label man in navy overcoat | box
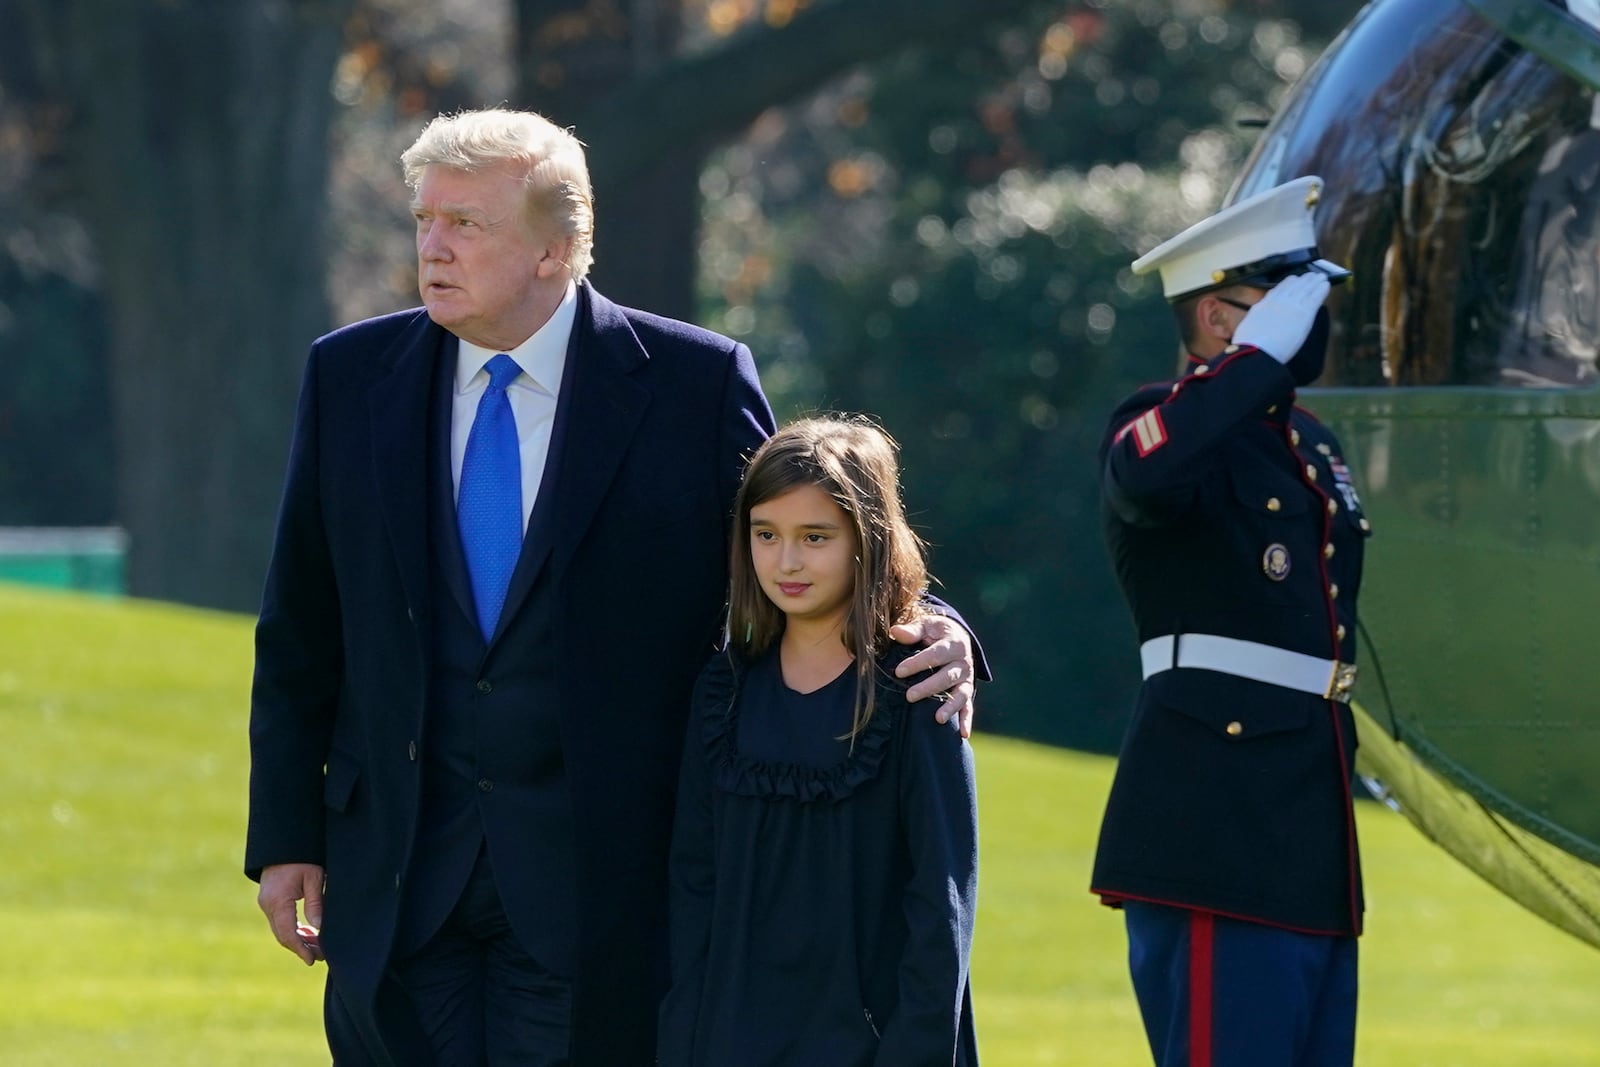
[244,108,977,1066]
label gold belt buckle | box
[1327,662,1358,703]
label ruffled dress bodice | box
[702,648,897,803]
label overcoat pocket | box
[323,750,361,813]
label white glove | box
[1229,272,1331,364]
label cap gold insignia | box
[1305,183,1320,208]
[1212,269,1226,282]
[1263,543,1291,581]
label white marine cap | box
[1131,175,1351,302]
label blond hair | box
[401,108,595,280]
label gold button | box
[1267,404,1277,414]
[1305,464,1318,481]
[1226,721,1244,737]
[1330,583,1340,599]
[1224,344,1240,355]
[1317,443,1332,456]
[1291,429,1301,446]
[1214,269,1228,283]
[1194,364,1209,375]
[1359,518,1371,532]
[1172,383,1181,394]
[1327,499,1338,515]
[1267,497,1281,512]
[1337,625,1347,641]
[1324,543,1335,559]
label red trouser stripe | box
[1189,911,1214,1067]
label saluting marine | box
[1090,176,1373,1067]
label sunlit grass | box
[972,733,1600,1064]
[2,584,1597,1063]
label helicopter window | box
[1326,76,1600,389]
[1245,1,1600,390]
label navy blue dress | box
[659,644,979,1066]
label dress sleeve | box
[874,710,979,1065]
[1102,347,1294,528]
[914,593,992,684]
[658,663,723,1064]
[245,341,342,879]
[717,341,777,516]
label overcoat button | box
[1329,583,1340,599]
[1327,499,1338,515]
[478,778,494,793]
[476,679,493,694]
[1194,364,1210,375]
[408,741,417,761]
[1324,543,1335,559]
[1337,625,1347,641]
[1359,517,1371,532]
[1266,497,1281,512]
[1305,464,1318,481]
[1226,721,1244,737]
[1291,429,1301,446]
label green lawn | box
[2,584,1597,1064]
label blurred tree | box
[0,26,113,528]
[9,0,354,607]
[324,0,514,325]
[513,0,1047,318]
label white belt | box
[1139,633,1356,702]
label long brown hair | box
[728,415,928,739]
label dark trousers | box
[1124,901,1357,1067]
[329,848,573,1067]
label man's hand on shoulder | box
[259,862,326,966]
[890,614,976,738]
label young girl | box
[658,415,979,1066]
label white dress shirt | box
[450,282,578,533]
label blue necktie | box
[458,354,523,641]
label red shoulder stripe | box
[1113,407,1168,456]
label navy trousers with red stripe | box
[1123,901,1357,1067]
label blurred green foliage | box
[698,0,1364,749]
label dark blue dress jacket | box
[1090,344,1371,937]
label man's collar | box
[455,280,579,395]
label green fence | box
[0,527,128,594]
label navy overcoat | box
[246,283,775,1064]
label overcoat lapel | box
[369,312,450,632]
[492,285,649,641]
[425,332,478,630]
